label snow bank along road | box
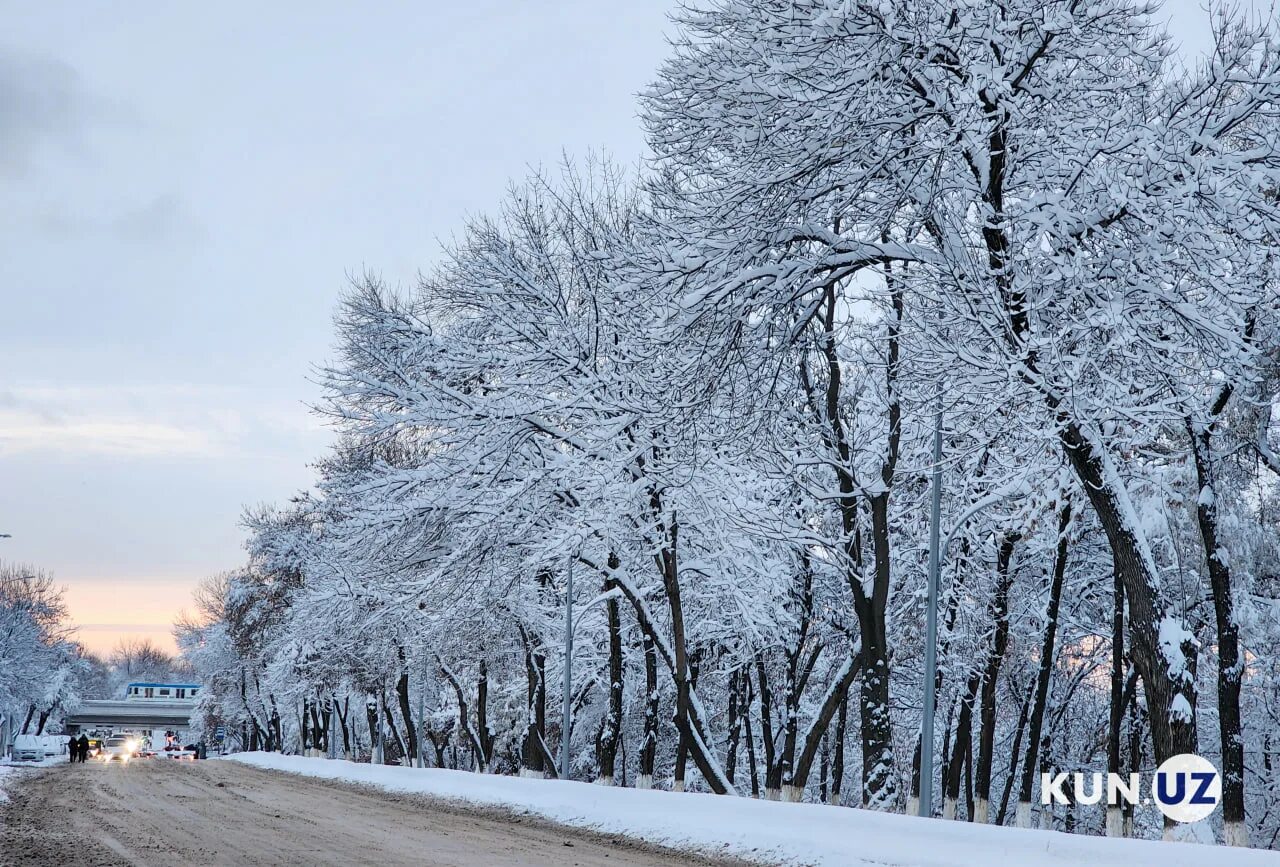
[0,759,744,866]
[230,753,1280,867]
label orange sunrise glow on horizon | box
[64,579,192,656]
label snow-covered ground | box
[0,756,65,805]
[224,753,1277,866]
[0,765,18,804]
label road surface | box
[0,759,744,866]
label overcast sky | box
[0,0,1264,654]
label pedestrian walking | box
[67,734,77,764]
[77,734,90,762]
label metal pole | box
[375,693,385,766]
[416,675,426,769]
[328,698,337,760]
[560,557,574,781]
[919,395,944,818]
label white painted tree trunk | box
[972,797,988,824]
[636,774,653,790]
[1105,807,1124,837]
[1015,800,1032,828]
[942,797,957,820]
[780,785,802,802]
[594,776,615,786]
[906,795,920,817]
[1224,821,1248,847]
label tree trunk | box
[974,534,1018,823]
[724,667,742,786]
[1039,732,1054,830]
[595,584,624,785]
[964,734,974,822]
[1190,420,1247,845]
[382,695,407,762]
[742,668,760,797]
[439,660,486,771]
[520,624,548,778]
[802,276,899,810]
[778,555,820,801]
[1107,569,1125,837]
[655,510,729,793]
[428,731,448,769]
[789,651,862,801]
[313,699,328,755]
[365,698,378,761]
[756,656,778,798]
[337,696,351,758]
[819,730,830,804]
[674,724,689,792]
[995,681,1031,826]
[476,659,493,771]
[831,694,848,803]
[993,129,1197,772]
[300,699,311,754]
[1017,503,1071,827]
[269,701,282,753]
[857,492,899,809]
[613,551,732,793]
[1057,420,1197,769]
[944,672,980,820]
[674,654,701,792]
[638,628,659,790]
[396,658,417,767]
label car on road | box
[101,735,141,763]
[10,734,67,762]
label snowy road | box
[0,759,741,866]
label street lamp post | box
[557,553,628,782]
[416,673,426,769]
[918,397,944,818]
[375,695,385,765]
[916,397,1017,818]
[328,698,338,760]
[560,556,575,781]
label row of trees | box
[0,562,84,740]
[181,0,1280,848]
[1,558,193,748]
[80,637,193,703]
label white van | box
[10,734,67,762]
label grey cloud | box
[0,51,87,169]
[35,192,201,243]
[0,388,64,425]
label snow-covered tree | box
[181,2,1280,850]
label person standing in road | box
[77,734,90,762]
[67,734,77,764]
